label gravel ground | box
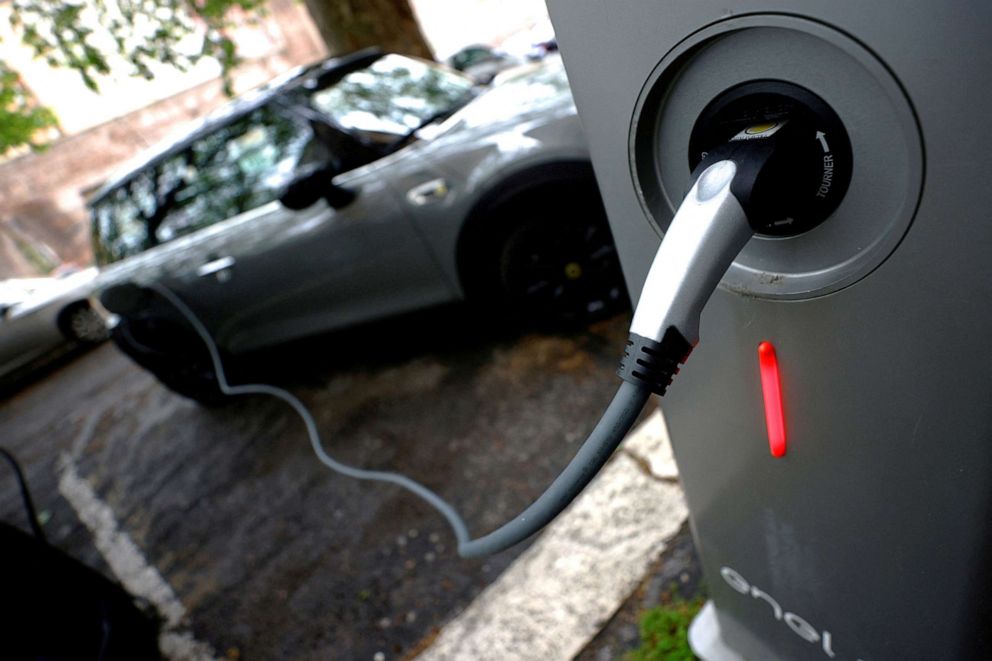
[1,305,656,660]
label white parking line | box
[57,452,217,661]
[417,409,688,660]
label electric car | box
[89,49,626,403]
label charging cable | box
[1,447,47,543]
[151,282,647,557]
[147,119,799,558]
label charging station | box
[546,4,992,659]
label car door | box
[151,104,450,354]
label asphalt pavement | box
[0,305,697,660]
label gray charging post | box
[547,3,992,659]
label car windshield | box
[308,55,475,145]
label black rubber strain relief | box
[617,328,694,396]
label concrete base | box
[688,602,745,661]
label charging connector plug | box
[620,119,809,395]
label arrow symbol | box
[816,131,829,153]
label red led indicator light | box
[758,342,787,458]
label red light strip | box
[758,342,787,458]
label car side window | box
[92,105,313,264]
[154,106,312,243]
[91,186,150,265]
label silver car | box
[0,267,106,380]
[90,50,626,402]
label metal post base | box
[688,601,746,661]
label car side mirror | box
[278,163,357,211]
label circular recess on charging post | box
[629,16,924,300]
[688,81,853,237]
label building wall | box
[0,0,325,278]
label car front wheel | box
[58,302,109,344]
[494,205,629,326]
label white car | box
[0,267,107,379]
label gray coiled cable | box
[149,283,649,558]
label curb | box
[417,409,687,660]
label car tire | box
[484,197,629,327]
[58,302,109,344]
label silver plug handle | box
[619,161,754,395]
[631,160,753,346]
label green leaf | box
[0,61,59,155]
[6,0,250,108]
